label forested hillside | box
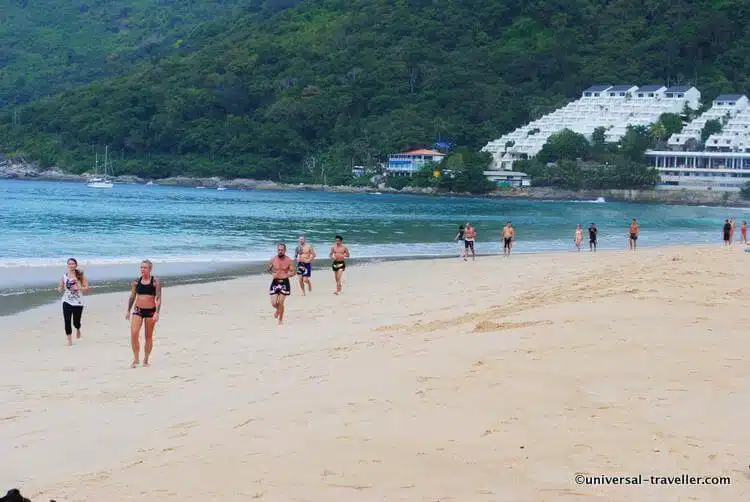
[0,0,300,106]
[2,0,750,183]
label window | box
[648,93,654,97]
[666,93,673,98]
[677,93,684,98]
[594,93,600,97]
[637,93,644,97]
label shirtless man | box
[628,218,639,251]
[464,223,476,261]
[329,235,350,295]
[294,235,316,295]
[268,243,296,325]
[502,221,515,256]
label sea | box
[0,179,742,315]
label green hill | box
[2,0,750,183]
[0,0,299,106]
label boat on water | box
[217,186,227,191]
[87,146,114,189]
[146,181,154,186]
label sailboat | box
[87,146,114,188]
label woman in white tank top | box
[58,257,89,346]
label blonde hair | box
[141,259,153,270]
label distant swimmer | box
[588,223,598,252]
[268,243,296,325]
[455,224,466,260]
[742,220,747,245]
[294,235,316,295]
[723,219,732,246]
[628,218,639,251]
[58,257,89,346]
[502,221,515,256]
[126,260,162,368]
[464,223,476,261]
[574,224,583,251]
[329,235,350,295]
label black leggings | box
[62,302,84,335]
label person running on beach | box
[588,223,598,252]
[126,260,162,368]
[330,235,350,295]
[628,218,639,251]
[742,220,748,245]
[58,257,89,346]
[464,223,476,261]
[454,224,466,260]
[268,243,296,325]
[574,224,583,251]
[723,219,732,246]
[294,235,316,295]
[502,222,515,256]
[730,217,736,245]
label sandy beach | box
[2,246,749,501]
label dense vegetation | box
[3,0,750,186]
[0,0,301,107]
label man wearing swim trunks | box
[294,235,316,295]
[268,243,296,326]
[502,221,515,256]
[329,235,350,295]
[464,223,476,261]
[628,218,639,251]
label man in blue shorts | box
[294,235,316,295]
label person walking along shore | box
[126,260,162,368]
[58,257,89,346]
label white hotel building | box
[646,94,750,191]
[482,84,700,172]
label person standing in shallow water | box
[463,223,476,261]
[330,235,350,294]
[723,219,732,247]
[741,220,748,245]
[58,257,89,346]
[574,224,583,251]
[628,218,639,251]
[126,260,162,368]
[269,243,296,325]
[454,224,466,260]
[588,223,598,252]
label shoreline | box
[3,162,750,207]
[4,243,715,318]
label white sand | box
[2,246,749,501]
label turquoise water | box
[0,179,742,302]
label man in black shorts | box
[588,223,598,252]
[268,242,296,325]
[723,219,732,246]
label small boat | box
[217,186,227,191]
[196,186,206,189]
[87,146,114,189]
[146,181,154,186]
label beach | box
[2,246,749,501]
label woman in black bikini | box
[126,260,162,368]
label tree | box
[658,113,683,136]
[619,125,653,163]
[536,129,590,164]
[591,127,607,150]
[741,182,750,200]
[701,119,723,143]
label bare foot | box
[131,360,140,368]
[333,291,339,295]
[143,360,150,367]
[76,330,82,339]
[66,336,73,346]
